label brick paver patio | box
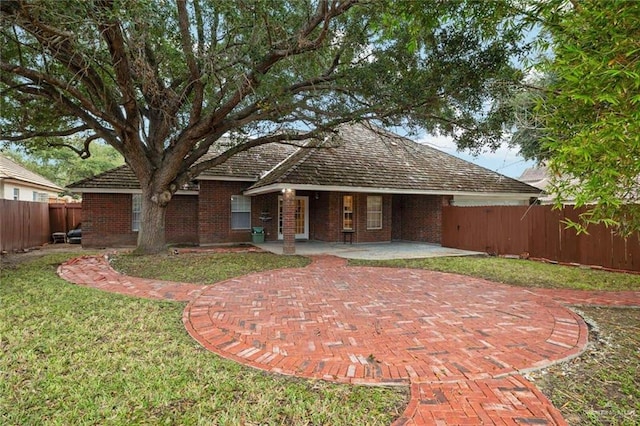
[58,254,640,425]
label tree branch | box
[0,125,90,141]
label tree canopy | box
[2,140,123,189]
[522,0,640,236]
[1,0,529,252]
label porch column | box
[282,188,296,254]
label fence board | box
[49,203,82,233]
[0,199,50,252]
[442,205,640,272]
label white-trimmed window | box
[366,196,382,230]
[343,195,354,230]
[32,191,48,202]
[132,194,142,231]
[13,188,19,200]
[231,195,251,230]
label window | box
[13,188,19,200]
[343,195,354,230]
[231,195,251,229]
[132,194,142,231]
[32,192,48,202]
[366,196,382,229]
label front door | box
[278,196,309,239]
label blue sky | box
[417,133,535,179]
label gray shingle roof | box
[68,143,297,190]
[199,142,298,179]
[0,154,62,191]
[68,123,540,196]
[247,123,541,195]
[68,165,141,190]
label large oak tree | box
[1,0,528,253]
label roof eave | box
[66,187,199,195]
[243,183,542,198]
[2,177,62,192]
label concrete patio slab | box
[254,241,483,260]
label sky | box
[416,133,535,180]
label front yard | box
[0,252,405,425]
[2,250,638,425]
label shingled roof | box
[245,123,541,196]
[0,154,62,192]
[68,142,297,191]
[68,123,540,197]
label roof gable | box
[0,155,62,191]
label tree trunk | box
[134,190,169,254]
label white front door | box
[278,196,309,239]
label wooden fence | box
[49,203,82,233]
[0,200,82,253]
[0,199,51,253]
[442,205,640,272]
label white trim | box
[67,188,199,195]
[3,178,61,193]
[259,143,305,180]
[244,183,541,199]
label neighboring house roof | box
[246,123,541,196]
[519,165,551,191]
[68,123,541,198]
[0,154,62,192]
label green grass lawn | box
[0,253,406,425]
[349,256,640,291]
[110,251,310,284]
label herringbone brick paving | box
[57,253,640,425]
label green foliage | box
[2,139,123,187]
[0,0,530,252]
[532,0,640,236]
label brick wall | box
[83,188,451,248]
[251,193,279,241]
[166,195,199,244]
[198,180,253,244]
[354,193,392,243]
[308,192,393,243]
[82,193,137,247]
[397,194,451,243]
[82,193,199,248]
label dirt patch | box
[528,307,640,425]
[0,244,87,269]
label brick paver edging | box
[57,255,640,425]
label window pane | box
[343,195,353,230]
[231,195,251,229]
[231,212,251,229]
[366,196,382,229]
[132,194,142,231]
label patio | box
[253,240,483,260]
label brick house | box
[69,123,541,251]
